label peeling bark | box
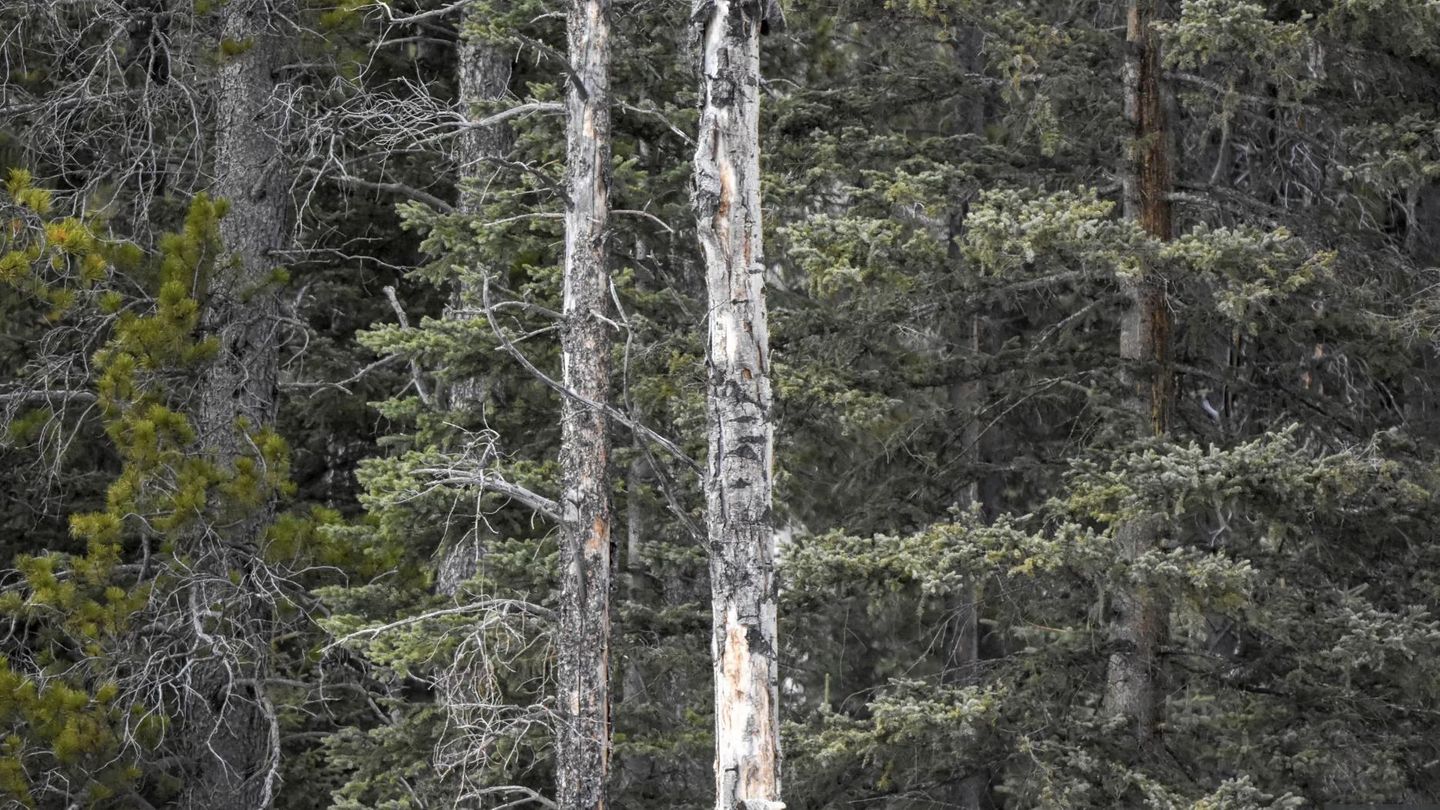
[183,0,294,806]
[1104,0,1174,753]
[692,2,782,809]
[556,0,614,807]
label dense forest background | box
[2,0,1440,807]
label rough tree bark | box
[182,0,294,806]
[556,0,614,806]
[692,2,783,808]
[436,12,514,596]
[454,26,515,220]
[1104,0,1174,752]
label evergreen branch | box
[482,275,702,473]
[0,388,97,403]
[413,468,563,521]
[374,0,476,25]
[329,171,456,213]
[327,599,555,649]
[282,354,404,397]
[471,785,558,810]
[382,285,435,406]
[459,101,564,131]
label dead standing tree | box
[692,1,783,808]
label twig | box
[382,286,434,406]
[482,275,700,472]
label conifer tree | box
[6,1,1440,808]
[1104,0,1175,751]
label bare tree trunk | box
[1104,0,1174,752]
[692,3,782,808]
[182,0,293,806]
[555,0,613,806]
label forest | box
[2,0,1440,807]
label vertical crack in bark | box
[557,1,614,807]
[694,2,782,808]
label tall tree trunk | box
[556,0,613,806]
[692,3,782,808]
[455,27,514,220]
[1104,0,1174,751]
[946,319,993,810]
[183,0,293,805]
[615,455,652,796]
[943,25,993,809]
[436,15,514,596]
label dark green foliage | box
[4,0,1440,807]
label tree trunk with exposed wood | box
[556,0,614,806]
[693,2,782,808]
[1104,0,1175,754]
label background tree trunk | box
[556,0,614,806]
[943,24,994,809]
[1104,0,1174,753]
[182,0,294,805]
[693,2,782,808]
[436,13,514,596]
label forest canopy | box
[2,0,1440,808]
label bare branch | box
[482,276,700,472]
[382,285,435,406]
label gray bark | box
[942,27,992,807]
[556,0,614,807]
[615,455,652,795]
[946,315,992,810]
[1104,0,1174,752]
[455,29,515,218]
[692,2,782,808]
[437,11,515,596]
[182,0,293,806]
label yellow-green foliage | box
[0,168,109,319]
[0,657,131,806]
[0,192,300,804]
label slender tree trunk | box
[615,455,652,795]
[455,29,514,220]
[943,27,993,807]
[183,0,293,806]
[692,3,782,808]
[1104,0,1174,751]
[556,0,613,806]
[945,316,992,810]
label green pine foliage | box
[4,0,1440,807]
